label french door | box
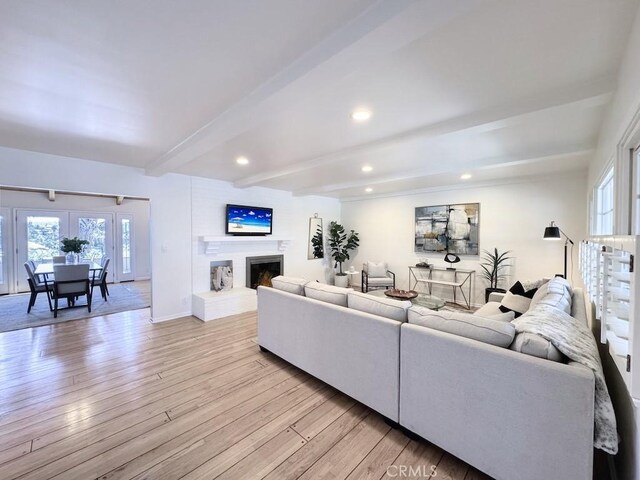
[15,210,69,292]
[0,208,10,295]
[69,212,115,283]
[116,213,135,282]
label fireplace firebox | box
[246,255,283,289]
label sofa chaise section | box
[257,285,402,421]
[400,313,595,480]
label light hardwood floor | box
[0,308,492,479]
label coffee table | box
[367,289,446,310]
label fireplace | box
[246,255,283,289]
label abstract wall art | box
[414,203,479,255]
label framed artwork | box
[414,203,479,255]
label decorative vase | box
[65,252,79,264]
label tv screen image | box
[226,204,273,235]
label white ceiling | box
[1,0,638,197]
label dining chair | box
[46,264,92,318]
[24,262,53,313]
[92,258,110,301]
[52,255,66,264]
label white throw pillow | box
[367,261,387,277]
[408,306,516,347]
[347,292,411,322]
[304,282,351,306]
[487,311,516,322]
[271,276,308,296]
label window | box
[594,166,614,235]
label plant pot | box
[485,288,506,303]
[334,274,349,288]
[65,252,79,264]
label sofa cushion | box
[271,276,308,296]
[348,292,411,322]
[408,306,516,347]
[304,282,351,306]
[499,281,538,317]
[367,261,388,277]
[510,332,564,362]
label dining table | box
[34,262,103,280]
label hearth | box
[246,255,283,289]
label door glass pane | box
[27,216,60,263]
[122,219,131,274]
[78,218,106,261]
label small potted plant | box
[479,247,511,302]
[60,237,89,264]
[328,221,359,287]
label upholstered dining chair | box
[361,261,396,293]
[45,264,92,318]
[24,262,52,313]
[92,258,110,301]
[52,255,66,264]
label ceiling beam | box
[234,76,614,189]
[144,0,425,177]
[291,147,594,196]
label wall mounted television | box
[225,204,273,236]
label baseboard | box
[150,310,192,323]
[135,276,151,281]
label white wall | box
[590,6,640,233]
[341,173,587,306]
[0,146,192,322]
[0,188,151,281]
[191,176,341,293]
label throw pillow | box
[499,281,538,318]
[487,311,516,322]
[367,261,387,277]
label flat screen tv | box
[225,204,273,236]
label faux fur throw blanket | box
[512,304,618,454]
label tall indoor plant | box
[328,221,359,287]
[479,247,511,302]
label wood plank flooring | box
[0,308,492,479]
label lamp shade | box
[543,225,561,240]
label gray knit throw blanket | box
[512,304,618,454]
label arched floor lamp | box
[543,221,574,279]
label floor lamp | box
[543,221,574,279]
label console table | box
[409,266,475,309]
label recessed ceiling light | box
[365,187,373,193]
[361,165,373,173]
[236,156,249,165]
[460,173,472,180]
[351,109,372,122]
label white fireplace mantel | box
[199,235,292,255]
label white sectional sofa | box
[257,277,596,480]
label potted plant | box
[479,247,511,302]
[60,237,89,264]
[328,221,359,287]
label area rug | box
[0,280,151,332]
